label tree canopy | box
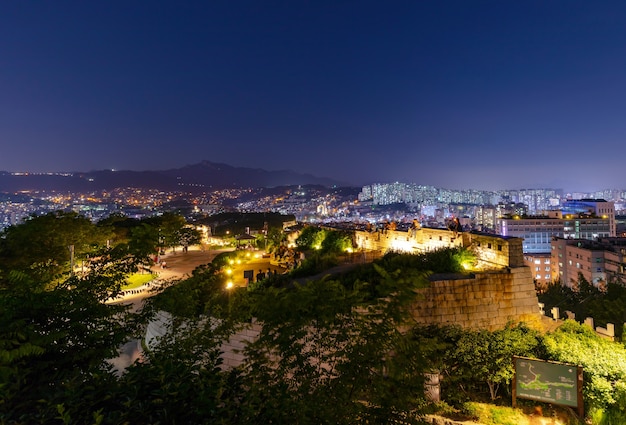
[4,213,626,424]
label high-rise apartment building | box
[474,205,498,232]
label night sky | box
[2,1,626,191]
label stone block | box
[464,297,483,307]
[500,291,515,300]
[227,338,247,351]
[516,306,537,315]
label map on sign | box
[515,358,578,407]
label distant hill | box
[0,161,344,193]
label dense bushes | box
[542,321,626,411]
[415,319,626,423]
[5,210,626,424]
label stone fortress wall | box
[354,227,540,330]
[147,227,541,368]
[354,227,525,269]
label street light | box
[226,280,234,313]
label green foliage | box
[143,262,229,319]
[542,320,626,411]
[239,263,432,424]
[108,315,240,425]
[128,222,160,258]
[378,247,474,275]
[462,402,528,425]
[265,226,286,253]
[97,212,137,245]
[539,275,626,339]
[288,252,339,278]
[145,212,190,251]
[177,225,202,248]
[589,381,626,424]
[455,324,540,400]
[338,248,474,299]
[413,323,540,402]
[124,272,156,289]
[295,226,353,254]
[0,211,112,285]
[0,254,140,422]
[416,319,626,420]
[202,211,295,236]
[295,225,324,250]
[320,229,353,253]
[12,214,626,423]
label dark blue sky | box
[2,1,626,191]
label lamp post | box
[68,244,75,275]
[226,281,234,313]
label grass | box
[458,402,583,425]
[462,402,528,425]
[123,273,157,290]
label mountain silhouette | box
[0,161,344,193]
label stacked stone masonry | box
[354,227,525,269]
[412,267,539,331]
[220,321,263,369]
[354,227,539,330]
[151,227,540,369]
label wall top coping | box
[429,272,476,282]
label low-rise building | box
[498,212,612,254]
[524,253,553,290]
[551,237,626,288]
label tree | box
[266,226,286,253]
[411,323,541,403]
[128,222,160,259]
[176,225,202,251]
[295,225,324,250]
[320,229,353,253]
[0,211,112,287]
[237,263,432,424]
[0,249,141,422]
[96,212,137,245]
[147,213,189,252]
[452,324,539,401]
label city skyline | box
[2,1,626,192]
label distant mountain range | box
[0,161,345,193]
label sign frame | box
[512,356,583,418]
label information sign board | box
[514,357,578,407]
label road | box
[108,246,235,374]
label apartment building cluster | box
[498,199,625,288]
[356,185,625,288]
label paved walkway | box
[108,246,236,373]
[152,247,235,280]
[107,247,235,305]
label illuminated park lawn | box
[123,273,157,290]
